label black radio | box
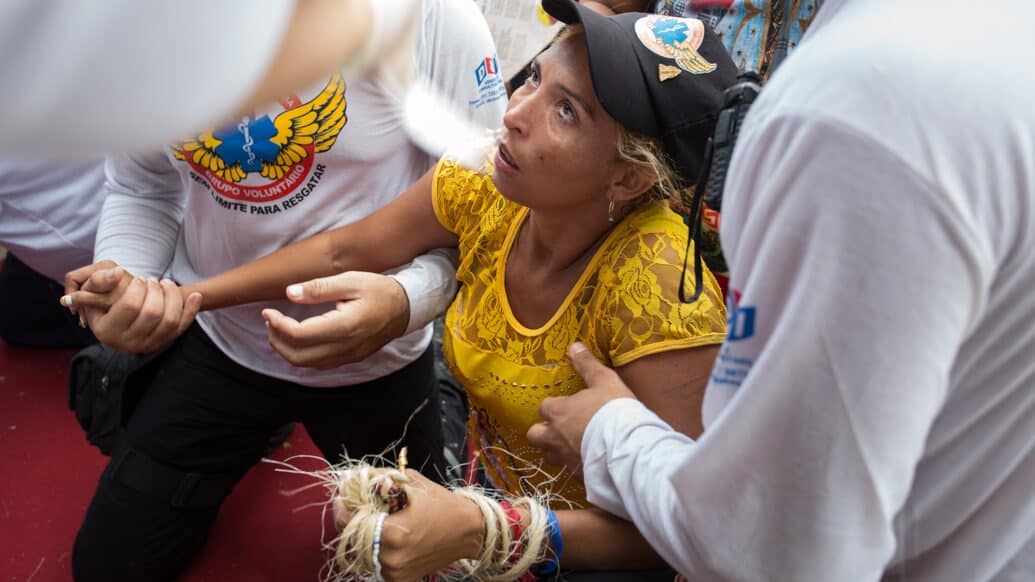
[704,70,761,214]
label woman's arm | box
[550,345,719,570]
[182,166,457,310]
[617,344,721,438]
[555,507,667,570]
[362,471,665,579]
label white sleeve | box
[388,247,459,335]
[93,154,187,279]
[1,0,294,154]
[581,114,991,580]
[377,0,501,334]
[417,0,508,131]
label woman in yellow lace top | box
[152,1,737,577]
[432,156,726,508]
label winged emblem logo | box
[172,74,347,192]
[634,16,717,78]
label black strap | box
[110,445,238,509]
[679,136,715,304]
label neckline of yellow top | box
[496,205,629,336]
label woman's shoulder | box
[434,157,497,194]
[430,155,507,209]
[432,157,514,232]
[608,201,690,262]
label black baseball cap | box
[541,0,737,183]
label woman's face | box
[493,34,626,212]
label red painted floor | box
[0,340,335,581]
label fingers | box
[264,309,329,368]
[536,396,562,426]
[63,260,118,296]
[568,342,620,387]
[60,289,117,311]
[83,267,126,294]
[88,276,147,343]
[264,308,365,368]
[331,495,353,531]
[177,292,203,336]
[140,279,185,350]
[525,422,549,449]
[111,278,166,351]
[60,267,125,309]
[269,338,350,369]
[285,272,364,305]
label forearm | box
[556,508,666,570]
[93,184,183,279]
[184,166,451,311]
[449,496,664,572]
[182,229,371,310]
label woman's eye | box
[525,66,540,86]
[559,102,577,122]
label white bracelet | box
[372,511,388,582]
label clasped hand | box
[62,260,201,354]
[331,469,484,582]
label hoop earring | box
[607,198,616,223]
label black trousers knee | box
[72,324,443,581]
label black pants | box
[0,252,96,348]
[72,324,443,582]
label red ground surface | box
[0,339,336,581]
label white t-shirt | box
[581,0,1035,580]
[94,0,508,387]
[0,0,294,154]
[0,158,105,282]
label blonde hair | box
[615,127,685,204]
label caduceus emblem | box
[634,15,717,81]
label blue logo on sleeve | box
[712,288,756,388]
[726,289,756,342]
[475,56,499,86]
[470,55,507,109]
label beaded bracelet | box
[528,508,562,578]
[372,511,388,582]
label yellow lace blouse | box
[432,158,727,507]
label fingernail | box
[79,315,86,328]
[60,295,73,307]
[161,278,173,285]
[287,285,304,298]
[570,342,587,355]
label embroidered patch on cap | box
[658,63,682,81]
[635,15,717,76]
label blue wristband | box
[530,508,563,578]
